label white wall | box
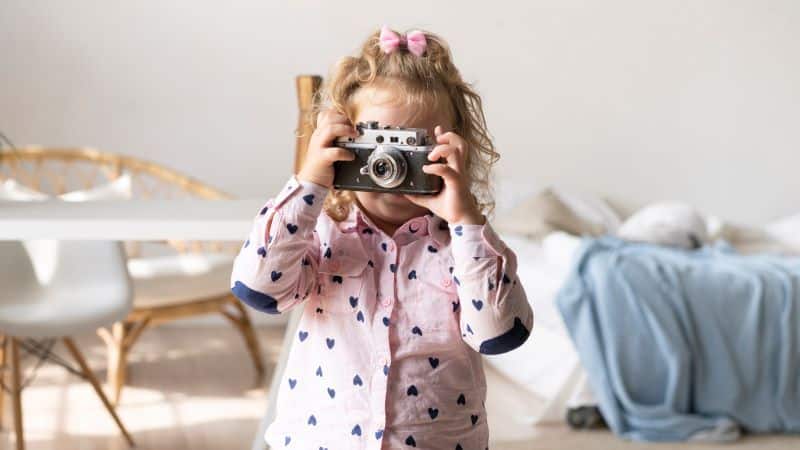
[1,0,799,225]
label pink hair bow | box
[379,25,427,56]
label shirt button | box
[442,278,452,288]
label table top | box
[0,198,264,240]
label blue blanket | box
[556,237,800,441]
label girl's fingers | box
[315,124,359,146]
[423,163,460,186]
[322,147,355,163]
[429,144,464,174]
[428,144,458,161]
[436,130,465,149]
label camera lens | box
[376,135,384,143]
[374,160,389,177]
[366,145,406,188]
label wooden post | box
[294,75,323,174]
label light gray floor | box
[4,323,798,450]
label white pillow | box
[0,179,49,201]
[0,174,132,202]
[551,187,622,234]
[494,184,622,239]
[767,213,800,242]
[60,174,132,201]
[617,202,708,249]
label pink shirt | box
[231,176,533,450]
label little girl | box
[232,26,533,450]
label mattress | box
[486,231,595,424]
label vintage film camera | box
[332,121,442,195]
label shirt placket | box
[369,235,397,447]
[361,214,429,449]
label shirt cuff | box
[449,222,507,260]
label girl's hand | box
[404,126,485,225]
[297,109,359,188]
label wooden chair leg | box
[227,299,265,376]
[11,338,24,450]
[110,322,128,405]
[0,335,6,430]
[62,338,135,447]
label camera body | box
[332,121,442,195]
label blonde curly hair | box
[310,27,499,222]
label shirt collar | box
[338,203,450,247]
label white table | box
[0,197,291,450]
[0,198,263,240]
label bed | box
[484,185,800,442]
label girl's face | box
[351,87,453,231]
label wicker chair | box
[0,147,264,404]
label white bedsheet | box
[489,224,800,427]
[486,231,594,424]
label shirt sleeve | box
[230,175,328,314]
[449,221,534,355]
